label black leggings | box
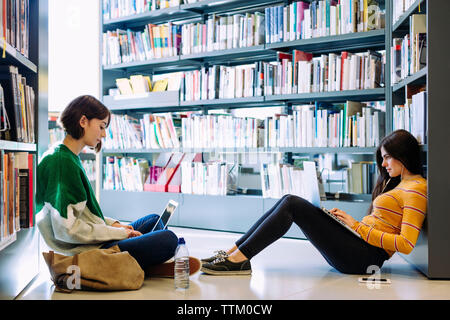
[235,194,390,274]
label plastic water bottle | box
[174,237,190,290]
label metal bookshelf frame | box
[0,0,48,299]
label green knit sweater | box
[36,144,128,255]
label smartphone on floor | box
[358,277,391,284]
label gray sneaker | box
[201,250,228,264]
[201,256,252,275]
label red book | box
[293,50,313,91]
[276,52,292,62]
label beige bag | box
[42,245,144,292]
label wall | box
[48,0,100,112]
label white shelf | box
[0,233,17,252]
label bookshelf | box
[99,0,450,280]
[0,0,48,299]
[99,0,389,241]
[389,0,450,279]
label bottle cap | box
[178,237,185,245]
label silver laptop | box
[151,200,178,232]
[303,161,362,239]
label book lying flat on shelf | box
[153,79,168,91]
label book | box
[153,79,168,92]
[0,65,35,143]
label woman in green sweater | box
[36,95,200,275]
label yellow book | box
[152,79,168,92]
[144,76,153,91]
[116,78,134,95]
[130,75,150,94]
[363,0,368,31]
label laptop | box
[303,161,362,239]
[151,200,179,232]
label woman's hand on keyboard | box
[330,208,358,228]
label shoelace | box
[214,250,227,257]
[212,256,226,264]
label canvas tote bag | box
[42,245,144,292]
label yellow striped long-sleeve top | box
[351,175,427,257]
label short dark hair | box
[59,95,111,152]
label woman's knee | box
[158,229,179,253]
[283,194,310,207]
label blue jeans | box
[101,214,179,270]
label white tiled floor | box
[18,227,450,300]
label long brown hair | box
[59,95,111,152]
[367,129,423,213]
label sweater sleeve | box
[38,155,128,244]
[352,188,427,254]
[49,201,129,244]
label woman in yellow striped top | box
[201,130,427,275]
[333,130,427,257]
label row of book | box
[104,113,181,150]
[264,0,383,44]
[103,0,384,54]
[104,100,384,151]
[103,153,204,193]
[260,162,318,199]
[393,90,427,145]
[103,152,378,197]
[260,160,376,199]
[103,23,182,65]
[104,156,149,192]
[181,103,384,149]
[391,14,426,84]
[267,102,385,148]
[102,0,183,20]
[81,160,96,182]
[180,12,265,56]
[0,65,36,143]
[267,50,384,96]
[181,115,263,149]
[392,0,419,25]
[178,50,384,102]
[102,4,385,66]
[0,151,35,242]
[182,63,262,101]
[180,161,237,196]
[102,0,208,20]
[1,0,30,58]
